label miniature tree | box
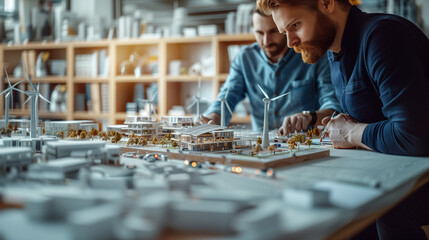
[268,144,276,154]
[312,127,321,137]
[114,132,122,142]
[138,138,148,146]
[171,140,178,148]
[151,136,158,145]
[305,138,312,148]
[165,133,171,141]
[56,131,64,139]
[159,138,167,148]
[287,138,297,150]
[306,129,313,138]
[252,143,263,155]
[127,137,134,146]
[256,137,262,145]
[80,130,87,139]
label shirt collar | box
[330,6,366,61]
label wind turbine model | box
[1,68,25,126]
[23,70,51,138]
[137,91,158,119]
[187,77,208,122]
[257,84,289,148]
[218,86,233,128]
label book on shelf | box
[90,83,101,114]
[75,50,108,77]
[100,83,109,113]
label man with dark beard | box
[257,0,429,239]
[202,9,340,133]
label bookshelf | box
[0,33,255,126]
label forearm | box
[347,123,371,150]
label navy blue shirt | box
[205,42,340,131]
[327,6,429,156]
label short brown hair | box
[257,0,351,15]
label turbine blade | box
[24,96,31,105]
[187,100,196,110]
[151,91,158,101]
[271,92,290,101]
[39,94,51,104]
[225,101,233,116]
[24,67,36,91]
[0,88,9,96]
[4,67,12,88]
[12,79,25,88]
[12,87,26,94]
[257,84,269,99]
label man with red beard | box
[202,9,340,134]
[257,0,429,239]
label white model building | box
[160,116,194,136]
[46,141,106,160]
[106,125,127,135]
[44,120,97,136]
[173,124,236,151]
[26,157,91,182]
[0,147,33,177]
[123,116,161,139]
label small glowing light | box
[154,154,159,158]
[267,169,274,176]
[191,162,198,168]
[184,160,189,165]
[231,166,236,172]
[236,167,242,173]
[255,169,261,175]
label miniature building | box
[0,147,33,177]
[173,124,236,151]
[106,125,128,135]
[44,120,96,136]
[0,119,31,129]
[46,141,106,160]
[160,116,194,136]
[26,157,91,182]
[123,116,161,139]
[18,137,57,152]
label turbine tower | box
[187,77,202,122]
[218,86,233,128]
[1,68,25,126]
[257,84,289,148]
[23,71,51,138]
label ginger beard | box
[293,12,336,64]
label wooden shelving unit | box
[0,34,256,125]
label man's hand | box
[279,112,312,136]
[321,113,370,150]
[200,113,220,125]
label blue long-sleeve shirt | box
[327,6,429,156]
[204,42,340,131]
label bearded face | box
[293,12,336,64]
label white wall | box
[71,0,113,27]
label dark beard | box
[293,12,336,64]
